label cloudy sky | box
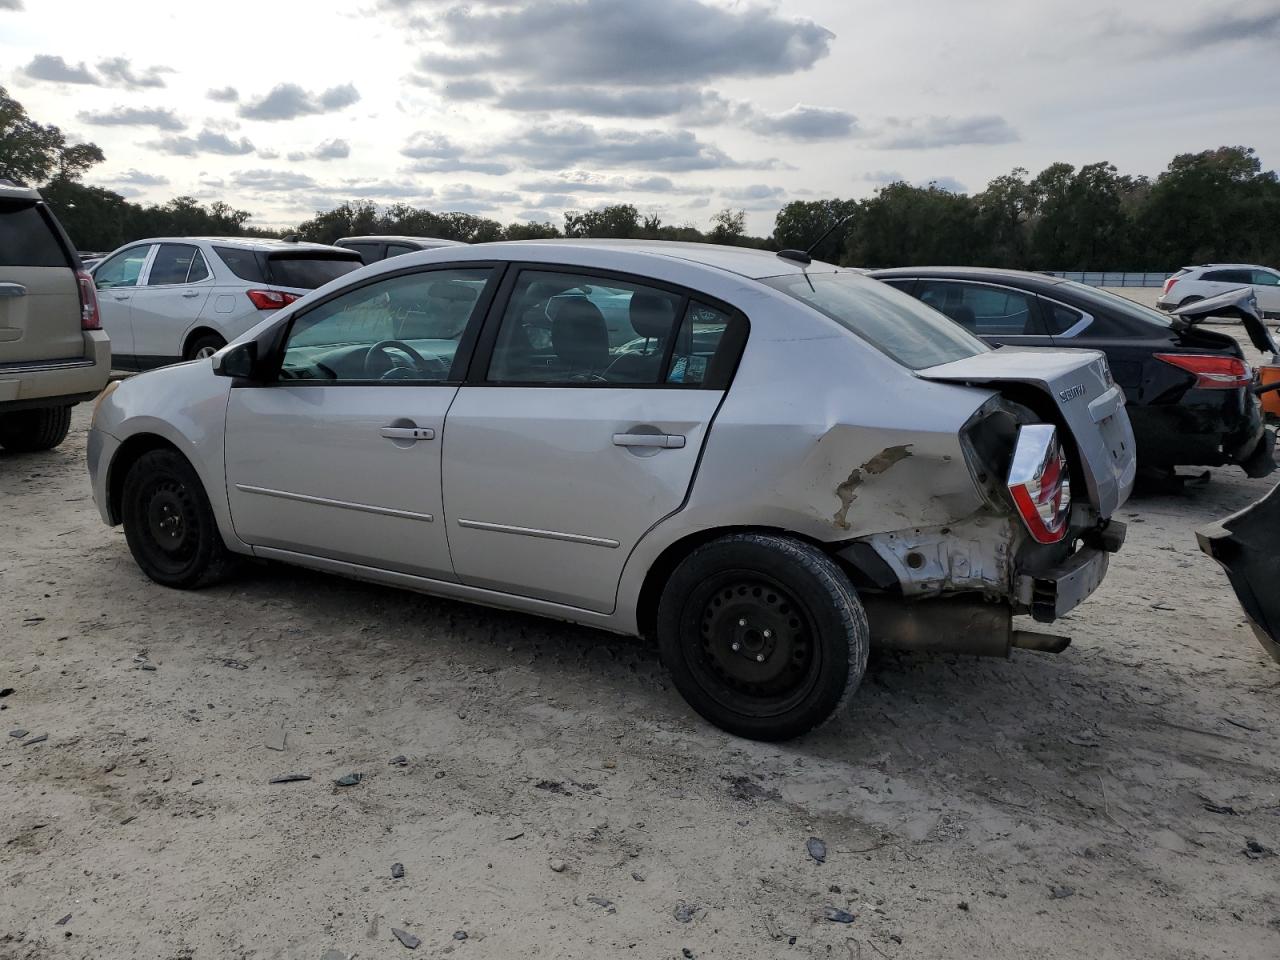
[3,0,1278,234]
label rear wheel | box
[0,405,72,452]
[186,333,226,361]
[656,533,869,741]
[121,448,236,588]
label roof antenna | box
[777,213,854,266]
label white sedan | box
[87,240,1135,740]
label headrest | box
[629,292,677,339]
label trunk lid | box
[1173,287,1278,357]
[916,347,1136,517]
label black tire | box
[656,533,869,741]
[121,448,236,588]
[0,405,72,452]
[185,333,226,361]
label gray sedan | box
[87,240,1136,740]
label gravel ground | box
[2,357,1278,959]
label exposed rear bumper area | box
[0,330,110,409]
[1197,483,1280,664]
[1015,544,1112,623]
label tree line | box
[3,85,1276,270]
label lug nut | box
[763,629,772,639]
[738,618,747,627]
[731,642,740,651]
[755,654,765,663]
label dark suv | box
[0,182,110,452]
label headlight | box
[91,378,121,427]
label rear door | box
[91,244,153,366]
[1249,268,1280,315]
[129,243,212,365]
[0,199,80,364]
[442,267,747,612]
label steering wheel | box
[363,340,449,380]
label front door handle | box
[613,433,685,449]
[112,293,131,301]
[0,283,27,298]
[380,426,435,440]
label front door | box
[443,267,747,612]
[92,244,153,366]
[224,265,497,580]
[130,243,213,365]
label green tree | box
[708,207,746,243]
[772,198,859,262]
[973,167,1036,268]
[846,182,981,267]
[504,220,561,240]
[563,203,641,238]
[0,85,104,185]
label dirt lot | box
[3,361,1279,959]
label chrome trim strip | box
[456,518,619,548]
[0,357,94,373]
[234,484,433,522]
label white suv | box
[91,238,362,369]
[1157,263,1280,318]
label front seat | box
[551,299,610,377]
[606,292,677,383]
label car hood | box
[1173,287,1278,356]
[916,347,1136,518]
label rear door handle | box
[181,290,199,298]
[380,426,435,440]
[112,293,131,301]
[0,283,27,298]
[613,433,685,449]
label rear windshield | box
[0,201,70,268]
[1060,281,1172,328]
[762,271,989,370]
[266,253,361,289]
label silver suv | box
[1158,263,1280,318]
[0,182,110,452]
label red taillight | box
[76,269,100,330]
[1154,353,1251,390]
[1163,276,1179,295]
[1007,424,1071,544]
[246,289,300,310]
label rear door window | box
[1250,269,1279,286]
[146,243,205,285]
[915,280,1041,336]
[266,254,362,289]
[0,202,69,267]
[94,246,151,289]
[1203,269,1253,284]
[386,243,418,258]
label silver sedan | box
[87,240,1136,740]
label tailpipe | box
[863,597,1071,658]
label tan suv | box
[0,182,110,452]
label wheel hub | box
[146,486,189,553]
[699,580,810,693]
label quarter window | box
[279,268,493,383]
[94,246,150,289]
[1042,301,1088,337]
[146,243,204,285]
[915,280,1039,336]
[386,244,418,258]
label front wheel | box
[656,533,869,741]
[121,448,236,588]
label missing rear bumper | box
[1015,546,1110,623]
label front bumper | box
[87,426,120,525]
[1016,543,1114,623]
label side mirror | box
[212,341,258,379]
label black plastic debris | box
[673,902,697,923]
[221,658,249,670]
[391,928,420,949]
[453,931,468,941]
[0,688,14,697]
[1244,839,1275,860]
[1049,885,1075,899]
[806,837,827,863]
[269,773,311,784]
[334,773,363,787]
[9,729,27,738]
[683,949,695,959]
[1203,803,1237,816]
[55,914,71,926]
[138,664,157,672]
[22,733,47,747]
[391,863,404,879]
[389,755,408,767]
[823,907,855,923]
[587,896,616,914]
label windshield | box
[1061,281,1172,328]
[763,271,989,370]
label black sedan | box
[869,267,1276,479]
